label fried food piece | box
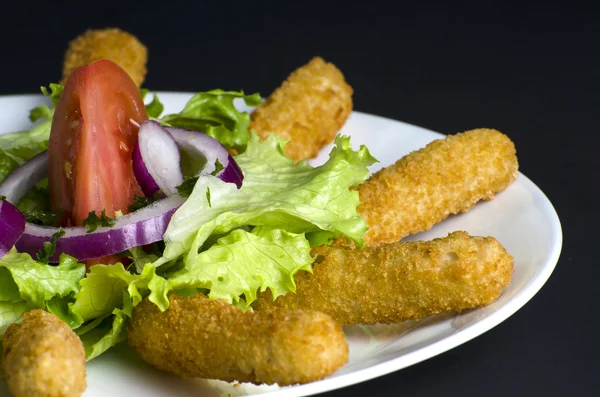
[61,28,148,86]
[128,293,348,386]
[354,128,518,247]
[2,309,86,397]
[249,57,353,161]
[254,231,513,326]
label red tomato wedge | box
[48,59,148,264]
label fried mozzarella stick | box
[352,128,519,247]
[254,231,513,326]
[2,310,87,397]
[249,56,353,162]
[128,293,348,386]
[61,28,148,87]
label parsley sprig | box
[36,229,65,264]
[82,210,116,233]
[127,191,163,212]
[176,159,226,198]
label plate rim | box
[0,92,563,397]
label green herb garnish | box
[176,177,198,198]
[211,159,224,176]
[23,209,64,227]
[37,229,66,264]
[127,191,163,212]
[82,209,116,233]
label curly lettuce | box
[160,90,261,152]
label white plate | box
[0,93,562,397]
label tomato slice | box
[48,59,148,264]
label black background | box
[1,2,597,396]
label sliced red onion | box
[0,123,244,262]
[166,127,244,188]
[0,144,186,262]
[133,120,183,197]
[0,151,48,204]
[0,199,26,257]
[16,194,185,262]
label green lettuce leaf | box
[0,301,32,336]
[0,84,60,184]
[160,133,376,265]
[151,227,313,308]
[16,180,49,212]
[0,149,19,185]
[0,251,85,308]
[46,295,85,329]
[40,83,64,106]
[67,263,167,359]
[16,181,62,226]
[145,94,164,119]
[0,84,61,155]
[0,84,61,179]
[69,263,158,322]
[79,292,133,360]
[160,89,262,152]
[126,246,160,274]
[0,251,84,338]
[28,105,53,123]
[0,120,51,156]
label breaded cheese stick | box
[355,128,518,246]
[249,57,353,162]
[128,293,348,386]
[2,310,86,397]
[253,231,513,326]
[61,28,148,86]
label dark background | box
[1,2,597,396]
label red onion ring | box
[15,194,185,262]
[166,127,244,188]
[0,149,185,262]
[0,151,48,204]
[0,199,26,257]
[0,122,245,262]
[132,120,183,197]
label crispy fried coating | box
[353,128,518,247]
[61,28,148,87]
[128,293,348,386]
[2,310,86,397]
[253,231,513,326]
[249,57,353,161]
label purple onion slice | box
[16,194,185,262]
[0,199,26,257]
[166,127,244,188]
[0,144,186,262]
[0,121,246,262]
[132,120,183,197]
[0,151,48,204]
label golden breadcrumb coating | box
[128,293,348,386]
[61,28,148,87]
[249,57,353,161]
[2,310,87,397]
[354,128,518,246]
[254,231,513,326]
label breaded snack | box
[2,309,87,397]
[355,128,518,247]
[249,57,353,161]
[254,231,513,326]
[61,28,147,86]
[128,293,348,386]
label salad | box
[0,59,375,360]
